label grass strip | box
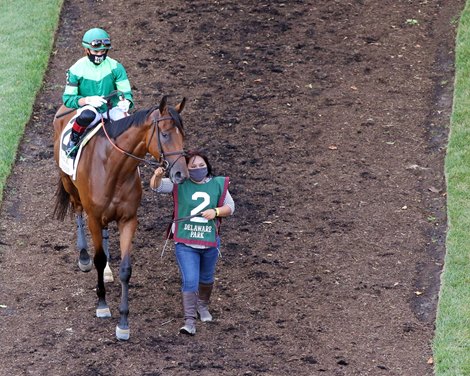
[0,0,63,203]
[434,3,470,374]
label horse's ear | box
[159,95,168,113]
[176,97,186,113]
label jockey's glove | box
[85,96,107,108]
[117,99,130,113]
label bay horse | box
[53,95,188,340]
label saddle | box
[58,119,104,180]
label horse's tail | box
[53,177,70,221]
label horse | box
[53,95,188,340]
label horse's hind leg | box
[102,228,114,282]
[58,176,92,273]
[76,213,93,272]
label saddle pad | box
[58,120,103,180]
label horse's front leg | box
[115,217,137,341]
[88,218,111,319]
[76,213,93,272]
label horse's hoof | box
[78,249,93,272]
[104,263,114,283]
[78,259,93,272]
[116,325,130,341]
[96,307,111,318]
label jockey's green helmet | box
[82,28,112,51]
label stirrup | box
[66,140,79,158]
[66,145,78,158]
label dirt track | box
[0,1,465,375]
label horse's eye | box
[161,132,169,139]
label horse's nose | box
[172,171,186,184]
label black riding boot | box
[66,128,81,158]
[66,109,96,158]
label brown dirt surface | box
[0,1,465,375]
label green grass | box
[0,0,63,204]
[434,2,470,374]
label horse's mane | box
[102,107,158,139]
[101,105,184,139]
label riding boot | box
[66,109,95,158]
[197,283,214,322]
[180,291,197,335]
[66,127,81,158]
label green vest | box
[172,176,229,247]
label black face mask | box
[87,50,108,65]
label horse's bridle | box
[101,109,186,171]
[148,110,186,172]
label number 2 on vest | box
[190,192,210,223]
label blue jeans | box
[175,240,220,292]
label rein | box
[101,110,186,169]
[172,213,203,223]
[160,212,207,258]
[101,118,160,166]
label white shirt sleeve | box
[151,178,174,193]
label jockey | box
[63,27,134,158]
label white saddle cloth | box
[58,120,103,180]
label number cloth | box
[173,176,229,247]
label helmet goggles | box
[86,38,111,49]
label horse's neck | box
[113,123,150,159]
[89,124,149,181]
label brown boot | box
[180,291,197,335]
[197,283,214,322]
